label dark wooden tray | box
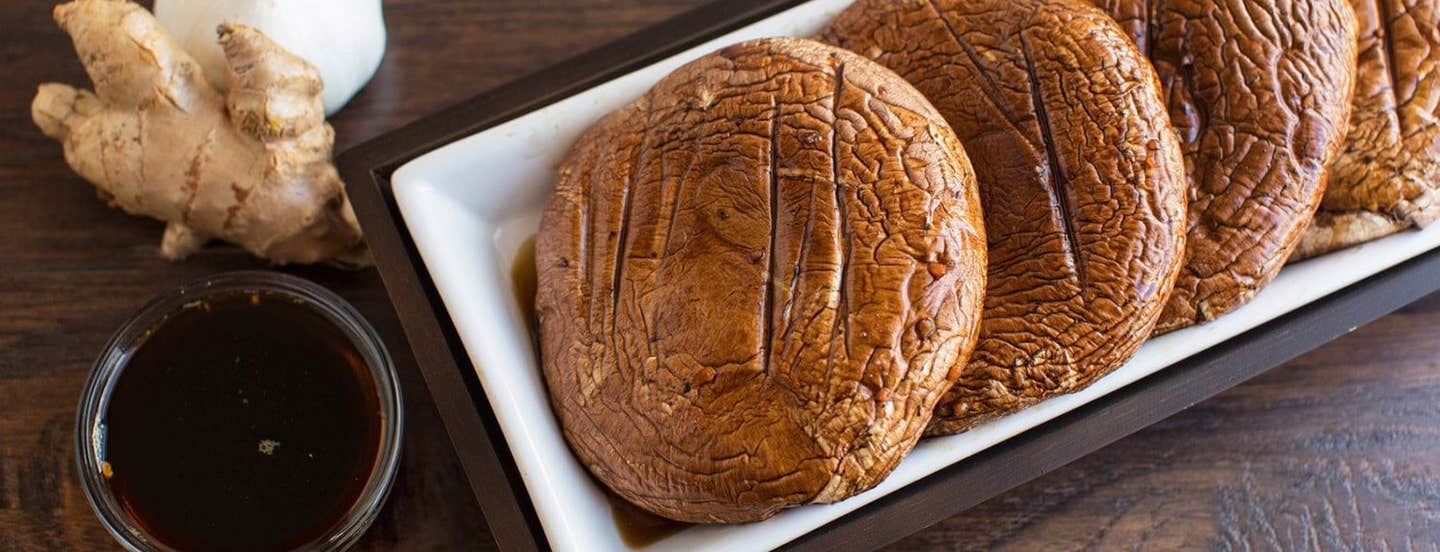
[335,1,1440,549]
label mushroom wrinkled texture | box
[821,0,1188,435]
[535,38,988,522]
[1090,0,1359,329]
[1293,0,1440,259]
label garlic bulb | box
[154,0,386,116]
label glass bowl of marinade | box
[76,271,403,552]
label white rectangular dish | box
[390,0,1440,549]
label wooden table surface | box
[3,1,1438,550]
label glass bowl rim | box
[74,270,404,552]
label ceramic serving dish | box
[383,0,1440,549]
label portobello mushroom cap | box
[821,0,1188,435]
[1292,0,1440,259]
[536,37,987,522]
[1091,0,1359,326]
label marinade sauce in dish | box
[79,273,400,552]
[511,237,688,546]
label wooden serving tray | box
[335,0,1440,549]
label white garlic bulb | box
[154,0,387,116]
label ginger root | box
[32,0,367,265]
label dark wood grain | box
[2,1,1439,551]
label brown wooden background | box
[2,0,1438,550]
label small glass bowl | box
[75,271,404,552]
